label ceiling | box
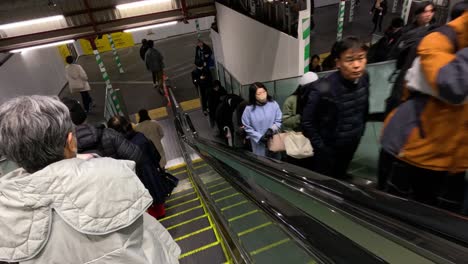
[0,0,216,52]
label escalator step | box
[165,192,197,208]
[179,243,226,264]
[166,215,210,239]
[215,194,245,209]
[251,240,316,264]
[177,228,218,257]
[211,188,238,201]
[166,197,200,212]
[172,170,189,181]
[160,207,205,228]
[221,202,256,219]
[228,211,270,234]
[239,224,292,253]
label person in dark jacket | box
[371,0,388,33]
[62,97,143,163]
[145,40,165,94]
[215,94,244,141]
[139,39,149,61]
[309,54,322,72]
[108,115,167,219]
[321,42,339,71]
[195,40,213,67]
[206,80,227,127]
[368,17,404,63]
[192,60,213,115]
[302,36,370,179]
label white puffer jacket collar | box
[0,157,153,262]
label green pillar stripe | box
[107,34,125,73]
[302,17,310,73]
[337,0,346,41]
[349,0,355,22]
[401,0,409,20]
[392,0,398,13]
[195,19,201,38]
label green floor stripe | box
[228,210,259,222]
[221,200,249,211]
[215,192,241,202]
[250,238,291,256]
[210,186,233,195]
[238,222,273,237]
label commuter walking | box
[195,39,213,67]
[0,96,180,263]
[302,36,370,179]
[139,38,149,61]
[136,109,167,168]
[309,54,323,72]
[192,60,213,115]
[379,10,468,212]
[371,0,388,33]
[108,115,168,219]
[64,56,93,113]
[206,80,227,128]
[145,40,165,94]
[242,82,282,158]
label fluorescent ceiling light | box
[116,0,171,10]
[123,21,177,32]
[10,39,74,53]
[0,15,64,30]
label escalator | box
[163,85,468,264]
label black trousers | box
[378,149,465,212]
[309,143,359,179]
[372,14,384,33]
[80,91,92,112]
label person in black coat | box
[192,60,213,114]
[302,37,369,179]
[139,39,149,61]
[371,0,388,33]
[62,97,143,163]
[206,80,227,127]
[107,115,167,219]
[195,40,213,67]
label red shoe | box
[147,203,166,219]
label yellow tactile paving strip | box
[180,98,201,112]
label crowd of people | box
[0,1,466,263]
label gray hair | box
[0,95,73,173]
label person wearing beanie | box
[282,72,318,132]
[302,36,370,179]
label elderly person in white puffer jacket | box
[0,95,180,264]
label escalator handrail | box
[192,137,468,256]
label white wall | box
[0,47,67,105]
[214,3,301,85]
[130,16,215,44]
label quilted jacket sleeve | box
[104,128,143,164]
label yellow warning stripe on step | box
[210,186,233,195]
[173,169,187,176]
[221,200,249,211]
[160,205,203,222]
[250,238,291,256]
[174,226,213,242]
[165,197,199,210]
[166,214,208,230]
[215,192,241,202]
[180,98,201,111]
[179,241,220,259]
[165,191,195,203]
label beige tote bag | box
[284,132,314,159]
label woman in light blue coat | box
[242,82,282,158]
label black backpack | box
[384,24,459,117]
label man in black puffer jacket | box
[62,98,143,163]
[302,36,369,179]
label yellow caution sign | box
[79,32,135,55]
[57,44,71,62]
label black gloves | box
[260,128,274,143]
